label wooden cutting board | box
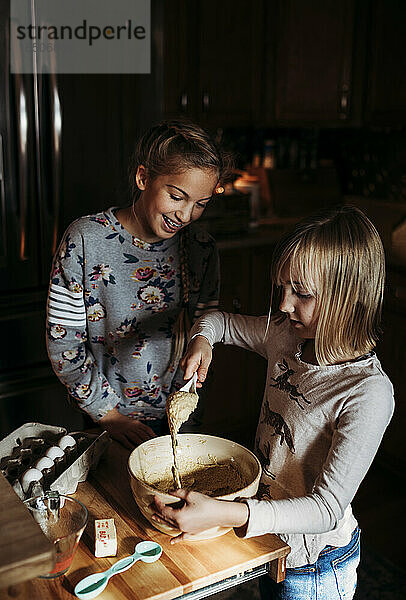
[0,474,55,588]
[0,439,290,599]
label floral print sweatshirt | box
[46,207,219,423]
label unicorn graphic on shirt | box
[270,358,311,410]
[260,401,295,454]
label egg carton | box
[0,422,110,500]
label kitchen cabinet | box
[272,0,406,127]
[342,197,406,474]
[0,474,55,587]
[269,0,358,125]
[203,247,255,444]
[164,0,360,127]
[203,243,272,447]
[364,0,406,124]
[163,0,263,126]
[162,0,406,128]
[163,0,360,127]
[376,267,406,477]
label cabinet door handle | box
[394,285,406,301]
[232,298,242,314]
[338,84,350,120]
[202,92,210,112]
[180,92,188,111]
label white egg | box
[57,435,77,450]
[21,468,43,493]
[34,457,54,471]
[45,446,65,460]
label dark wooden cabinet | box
[58,75,155,230]
[162,0,191,118]
[195,0,263,127]
[163,0,406,127]
[163,0,263,127]
[202,243,272,447]
[250,244,274,315]
[343,198,406,474]
[218,247,252,314]
[376,268,406,476]
[270,0,357,125]
[163,0,362,127]
[364,0,406,124]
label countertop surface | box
[0,440,290,600]
[215,218,298,250]
[0,474,55,589]
[215,208,406,277]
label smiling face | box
[132,166,218,243]
[278,262,318,339]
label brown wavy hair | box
[128,119,234,201]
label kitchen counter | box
[0,474,55,588]
[215,218,298,251]
[0,439,290,600]
[215,202,406,274]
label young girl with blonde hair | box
[46,120,232,448]
[153,205,394,600]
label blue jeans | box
[260,527,361,600]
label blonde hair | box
[128,120,233,374]
[270,205,385,365]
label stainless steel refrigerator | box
[0,0,162,436]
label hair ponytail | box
[166,228,191,373]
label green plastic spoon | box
[74,540,162,599]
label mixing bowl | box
[128,433,261,540]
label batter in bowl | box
[162,390,248,495]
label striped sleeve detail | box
[193,300,219,318]
[47,283,86,326]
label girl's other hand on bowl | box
[99,408,156,449]
[152,489,249,543]
[152,489,219,541]
[180,336,212,387]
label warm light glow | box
[19,229,26,260]
[215,186,224,194]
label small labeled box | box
[95,518,117,557]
